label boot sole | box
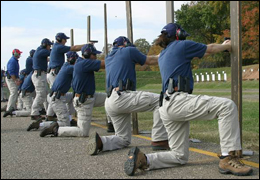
[86,132,99,155]
[219,168,253,176]
[124,147,139,176]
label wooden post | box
[87,16,91,43]
[230,1,242,146]
[104,3,108,127]
[126,1,134,43]
[166,1,174,23]
[70,29,74,46]
[104,3,108,56]
[126,1,138,135]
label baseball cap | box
[12,49,22,55]
[113,36,127,47]
[41,38,53,46]
[161,23,190,39]
[66,51,79,59]
[81,44,102,55]
[29,49,36,56]
[56,32,70,40]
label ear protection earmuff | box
[42,42,47,48]
[56,36,62,43]
[176,25,188,40]
[82,49,91,59]
[13,49,20,57]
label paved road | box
[1,102,259,179]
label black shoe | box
[31,115,45,121]
[86,132,103,155]
[107,122,115,133]
[39,109,46,115]
[40,122,59,137]
[1,105,7,112]
[3,107,15,117]
[70,119,77,126]
[27,119,43,131]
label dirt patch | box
[243,64,259,80]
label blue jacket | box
[7,56,19,78]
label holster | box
[119,79,123,91]
[6,72,11,79]
[47,67,51,73]
[79,92,86,104]
[55,91,61,100]
[107,86,113,98]
[178,76,191,93]
[54,66,61,75]
[49,91,54,98]
[21,90,26,98]
[36,69,42,77]
[159,91,163,107]
[126,78,134,91]
[168,78,175,94]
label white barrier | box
[207,74,210,81]
[201,74,204,82]
[218,73,221,81]
[224,73,227,81]
[212,74,215,81]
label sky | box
[1,1,190,70]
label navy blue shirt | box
[105,47,146,90]
[18,72,26,91]
[25,56,33,75]
[33,46,51,72]
[72,57,101,95]
[21,71,35,92]
[51,62,74,93]
[158,40,207,93]
[7,56,20,78]
[49,42,71,69]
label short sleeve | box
[185,40,207,59]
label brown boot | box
[124,147,148,176]
[46,116,57,121]
[27,119,43,131]
[40,122,59,137]
[151,140,170,150]
[31,115,45,121]
[218,151,253,176]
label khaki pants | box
[46,72,56,116]
[102,89,168,151]
[58,92,111,137]
[31,72,48,116]
[5,77,18,111]
[50,92,75,126]
[146,92,241,170]
[17,92,23,110]
[15,91,35,117]
[46,71,56,89]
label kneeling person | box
[27,51,78,131]
[40,44,110,137]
